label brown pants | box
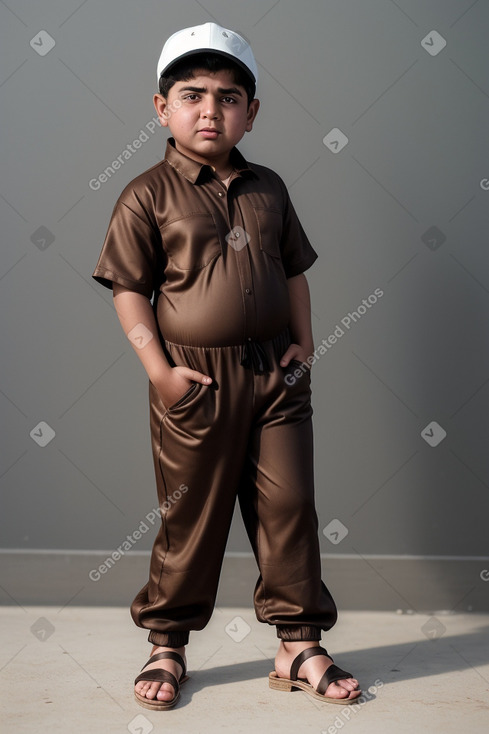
[130,328,337,647]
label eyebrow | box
[178,85,243,96]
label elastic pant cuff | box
[276,625,322,641]
[148,630,189,647]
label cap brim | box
[159,49,257,85]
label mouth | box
[198,128,221,139]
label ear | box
[153,94,171,128]
[245,98,260,132]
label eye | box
[183,94,200,101]
[221,96,237,104]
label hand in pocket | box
[153,365,212,410]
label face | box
[154,69,259,167]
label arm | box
[280,273,315,367]
[112,283,212,407]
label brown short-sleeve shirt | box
[92,138,318,347]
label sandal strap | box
[134,650,187,691]
[290,646,332,681]
[316,663,354,696]
[140,650,186,678]
[134,668,178,691]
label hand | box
[152,365,212,409]
[279,343,313,369]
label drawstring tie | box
[240,338,270,374]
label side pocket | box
[167,381,200,412]
[287,359,312,383]
[290,358,310,368]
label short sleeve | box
[92,198,162,299]
[279,182,318,278]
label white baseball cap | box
[157,22,258,86]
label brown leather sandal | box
[134,651,189,710]
[269,646,361,704]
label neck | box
[216,164,235,180]
[173,140,233,177]
[208,158,233,179]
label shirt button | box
[218,191,223,197]
[245,288,252,294]
[234,231,240,238]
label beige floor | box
[1,605,488,733]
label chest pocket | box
[252,207,283,260]
[161,212,221,270]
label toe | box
[135,681,149,696]
[156,683,175,701]
[325,677,362,699]
[326,682,351,698]
[135,681,161,700]
[145,682,160,700]
[337,681,362,699]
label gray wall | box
[1,0,488,610]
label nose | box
[201,95,219,119]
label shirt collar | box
[164,137,257,184]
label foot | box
[275,641,361,701]
[134,645,186,703]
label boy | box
[92,22,361,710]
